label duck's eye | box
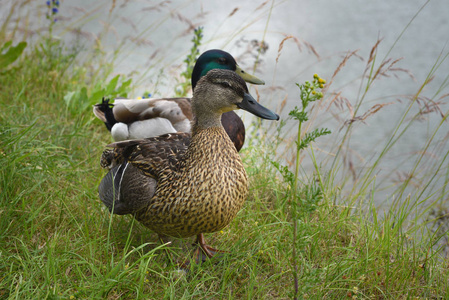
[220,81,233,89]
[217,57,227,65]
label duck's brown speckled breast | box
[135,127,248,238]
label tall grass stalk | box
[272,75,330,298]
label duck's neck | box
[192,112,223,130]
[189,121,238,160]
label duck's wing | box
[94,97,194,140]
[102,132,191,178]
[94,98,246,151]
[110,118,177,141]
[112,97,193,132]
[98,132,190,215]
[99,162,157,215]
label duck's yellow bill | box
[235,65,265,85]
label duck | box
[93,49,265,152]
[98,69,279,261]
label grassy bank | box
[1,1,449,299]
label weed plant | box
[0,0,448,299]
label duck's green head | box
[191,49,265,90]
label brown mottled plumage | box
[131,127,247,238]
[98,69,279,260]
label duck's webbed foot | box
[193,233,227,264]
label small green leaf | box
[289,108,308,122]
[105,75,120,94]
[271,161,294,184]
[63,91,76,107]
[0,41,27,70]
[0,41,13,51]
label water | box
[5,0,448,207]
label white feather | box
[111,123,130,141]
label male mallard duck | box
[98,69,279,260]
[93,49,265,151]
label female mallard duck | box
[98,69,278,260]
[93,49,265,151]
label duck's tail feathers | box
[93,105,107,123]
[93,98,116,131]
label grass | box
[1,0,449,299]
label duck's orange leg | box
[193,233,228,263]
